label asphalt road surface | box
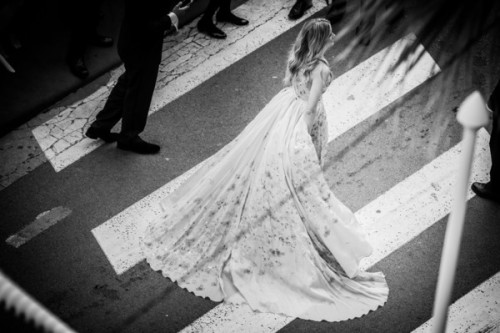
[1,1,499,332]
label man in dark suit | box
[85,0,191,154]
[472,79,500,203]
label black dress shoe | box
[85,127,119,143]
[288,0,313,20]
[89,34,114,47]
[117,136,160,154]
[216,12,249,26]
[68,57,89,79]
[197,20,227,39]
[471,182,500,203]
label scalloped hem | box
[238,296,389,323]
[145,255,389,322]
[145,256,225,303]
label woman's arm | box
[303,65,328,133]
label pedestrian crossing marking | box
[30,0,326,174]
[5,207,72,248]
[412,271,500,333]
[0,1,496,331]
[91,34,440,276]
[358,129,491,269]
[324,34,439,141]
[179,129,491,333]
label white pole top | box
[457,91,490,129]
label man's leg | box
[198,0,227,39]
[200,0,220,22]
[86,72,127,142]
[116,61,161,154]
[67,3,93,79]
[488,79,500,190]
[471,79,500,202]
[216,0,249,25]
[289,0,313,21]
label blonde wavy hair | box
[284,18,333,86]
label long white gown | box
[141,60,389,322]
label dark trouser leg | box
[200,0,222,23]
[119,61,160,143]
[217,0,232,16]
[217,0,248,25]
[288,0,313,21]
[91,72,128,131]
[488,79,500,190]
[295,0,313,6]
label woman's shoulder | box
[317,58,331,71]
[311,59,333,84]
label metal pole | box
[430,91,490,333]
[0,54,15,73]
[0,270,77,333]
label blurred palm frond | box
[331,0,500,78]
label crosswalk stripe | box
[412,271,500,333]
[0,2,495,332]
[5,206,72,248]
[179,129,491,333]
[323,34,439,141]
[30,0,326,173]
[358,128,491,270]
[91,34,439,276]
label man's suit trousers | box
[92,60,160,142]
[488,78,500,190]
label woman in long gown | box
[141,18,389,322]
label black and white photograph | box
[0,0,499,332]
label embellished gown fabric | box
[141,61,389,322]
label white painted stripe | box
[412,271,500,333]
[31,0,326,173]
[91,34,440,276]
[323,33,439,141]
[91,164,203,274]
[179,129,491,333]
[358,128,492,270]
[5,206,72,248]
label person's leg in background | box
[472,79,500,202]
[85,72,127,142]
[86,60,161,154]
[67,0,113,79]
[485,80,500,192]
[288,0,313,21]
[198,0,248,39]
[116,60,161,154]
[197,0,227,39]
[216,0,248,26]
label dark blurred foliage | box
[331,0,500,74]
[325,0,500,155]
